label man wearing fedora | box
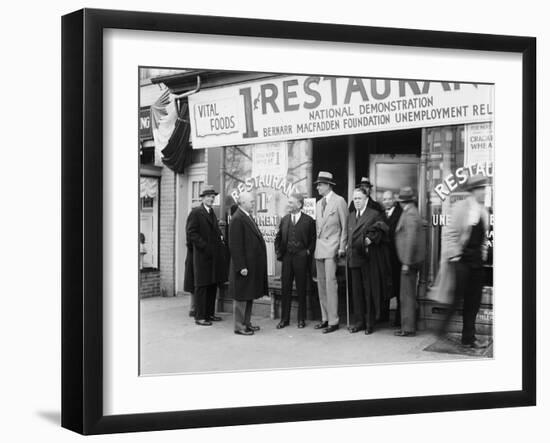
[186,185,228,326]
[393,187,425,337]
[382,190,403,326]
[438,174,489,348]
[313,171,348,333]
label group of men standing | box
[184,170,489,347]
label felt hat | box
[314,171,336,186]
[356,177,373,188]
[199,184,218,197]
[397,186,415,202]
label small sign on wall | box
[303,197,317,219]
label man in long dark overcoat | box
[347,187,393,335]
[228,191,268,335]
[186,185,228,326]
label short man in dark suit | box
[228,191,268,336]
[186,185,228,326]
[274,192,316,329]
[382,190,403,326]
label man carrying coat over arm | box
[186,185,228,326]
[228,191,268,336]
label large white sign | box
[251,142,288,177]
[189,75,494,149]
[464,122,494,167]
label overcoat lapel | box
[239,208,264,241]
[200,205,215,227]
[354,205,376,233]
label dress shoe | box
[394,330,416,337]
[297,321,305,329]
[276,321,289,329]
[462,339,488,349]
[208,315,222,322]
[314,321,328,330]
[234,329,254,336]
[323,324,339,334]
[364,327,374,335]
[348,325,365,333]
[246,324,260,332]
[195,319,212,326]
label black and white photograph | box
[138,68,495,375]
[2,0,545,440]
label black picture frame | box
[61,8,536,435]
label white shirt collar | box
[325,190,334,202]
[386,206,394,216]
[240,207,251,218]
[291,211,302,222]
[203,203,211,213]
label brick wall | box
[160,167,176,296]
[140,270,160,298]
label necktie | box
[357,210,361,220]
[321,197,327,216]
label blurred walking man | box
[439,175,489,348]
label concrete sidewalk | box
[140,295,477,375]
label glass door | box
[369,154,420,202]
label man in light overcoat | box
[437,175,489,348]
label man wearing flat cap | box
[186,185,228,326]
[393,187,425,337]
[438,174,490,348]
[313,171,348,334]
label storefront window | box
[223,140,313,277]
[426,124,494,288]
[140,176,160,270]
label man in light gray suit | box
[313,171,348,333]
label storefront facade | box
[154,71,494,332]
